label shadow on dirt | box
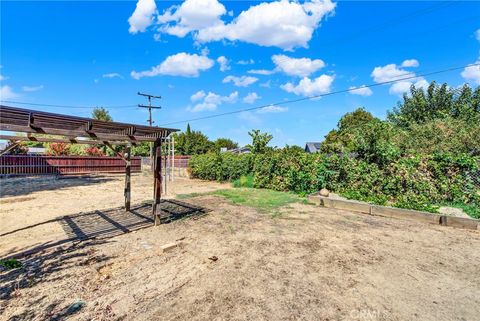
[1,200,210,259]
[0,175,117,198]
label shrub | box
[189,149,480,214]
[189,152,254,181]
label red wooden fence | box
[0,155,141,175]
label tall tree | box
[92,107,113,122]
[247,129,273,154]
[91,107,113,155]
[320,107,375,153]
[387,82,480,127]
[214,138,238,151]
[172,124,214,155]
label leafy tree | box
[321,108,375,153]
[92,107,113,122]
[386,82,480,155]
[246,129,273,154]
[132,142,151,156]
[214,138,238,151]
[92,107,117,155]
[172,124,214,155]
[4,141,28,155]
[388,82,480,127]
[282,145,305,153]
[350,119,400,165]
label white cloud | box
[128,0,157,34]
[371,61,428,95]
[243,92,261,104]
[281,74,334,97]
[272,54,325,77]
[461,60,480,85]
[190,90,206,102]
[475,29,480,41]
[237,59,255,65]
[223,91,239,103]
[257,105,288,113]
[371,63,415,83]
[131,52,214,79]
[401,59,419,68]
[22,85,44,92]
[389,78,429,95]
[155,0,336,50]
[223,75,258,87]
[196,0,336,50]
[0,85,19,100]
[217,56,230,72]
[157,0,227,38]
[102,73,123,79]
[248,69,275,75]
[189,90,238,112]
[349,85,372,97]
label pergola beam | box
[0,124,165,143]
[0,134,135,146]
[0,105,177,143]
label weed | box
[233,175,254,188]
[0,258,23,270]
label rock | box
[161,242,178,253]
[319,188,330,197]
[438,207,470,218]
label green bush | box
[189,149,479,215]
[189,152,254,181]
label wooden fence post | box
[124,145,131,211]
[152,139,163,225]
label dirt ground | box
[1,175,480,321]
[0,173,230,257]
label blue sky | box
[1,0,479,147]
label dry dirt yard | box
[1,174,480,321]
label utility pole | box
[138,92,161,157]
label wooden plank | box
[0,124,160,143]
[152,140,162,226]
[0,134,133,145]
[124,145,131,211]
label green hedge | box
[189,151,480,214]
[189,153,254,181]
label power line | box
[0,100,137,109]
[159,62,480,127]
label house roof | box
[305,142,321,152]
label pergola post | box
[124,145,131,211]
[152,139,163,225]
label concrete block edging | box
[307,194,479,231]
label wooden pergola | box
[0,105,179,225]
